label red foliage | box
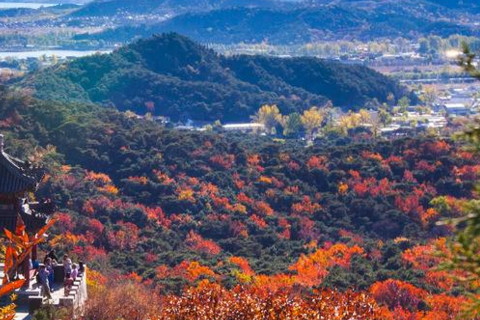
[403,170,417,183]
[237,192,254,206]
[156,281,390,320]
[56,212,75,232]
[185,231,221,255]
[307,155,327,170]
[250,214,268,229]
[422,140,451,156]
[209,154,235,169]
[370,279,427,311]
[395,194,424,219]
[107,222,139,250]
[415,160,436,173]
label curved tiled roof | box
[0,150,44,194]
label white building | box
[222,123,265,133]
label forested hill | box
[70,0,285,17]
[75,0,478,44]
[1,86,479,319]
[23,33,408,122]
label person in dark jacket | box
[44,249,59,264]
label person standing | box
[63,254,72,278]
[45,257,55,292]
[38,266,52,300]
[71,264,79,280]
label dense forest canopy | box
[22,33,410,122]
[0,85,478,318]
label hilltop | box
[23,33,408,122]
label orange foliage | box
[420,208,438,226]
[185,231,221,255]
[98,184,119,195]
[338,182,349,195]
[247,154,261,167]
[289,244,365,286]
[255,201,274,216]
[291,196,321,215]
[127,176,149,185]
[158,261,217,282]
[1,217,56,319]
[199,182,219,196]
[156,281,389,320]
[423,294,468,320]
[229,256,254,276]
[85,171,112,184]
[84,281,161,320]
[362,151,383,161]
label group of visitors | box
[35,250,83,300]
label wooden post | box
[32,243,38,261]
[21,257,30,288]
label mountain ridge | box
[75,1,479,44]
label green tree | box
[281,112,303,138]
[397,96,411,114]
[439,126,480,318]
[378,105,392,126]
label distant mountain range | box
[73,0,480,44]
[70,0,480,17]
[69,0,288,16]
[23,33,409,122]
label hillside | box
[75,0,479,44]
[1,86,478,318]
[23,33,408,122]
[69,0,285,17]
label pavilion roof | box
[0,135,44,194]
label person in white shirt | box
[71,263,78,280]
